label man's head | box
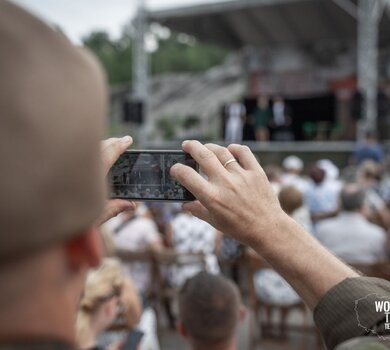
[257,95,269,108]
[359,160,382,182]
[340,184,366,213]
[178,272,244,350]
[279,186,303,215]
[0,1,107,262]
[309,164,326,185]
[283,156,304,175]
[0,1,108,341]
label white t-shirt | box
[106,214,161,294]
[170,213,220,287]
[316,212,387,264]
[273,101,286,126]
[281,173,310,194]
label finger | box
[170,163,215,203]
[205,143,242,173]
[182,140,225,179]
[183,201,211,223]
[97,199,135,226]
[227,144,261,171]
[101,136,133,174]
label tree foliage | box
[83,27,229,86]
[150,33,229,75]
[83,31,133,85]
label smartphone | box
[109,150,198,202]
[122,330,144,350]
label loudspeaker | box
[123,100,144,124]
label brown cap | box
[0,1,107,262]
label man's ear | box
[65,227,104,270]
[239,305,246,323]
[177,321,188,338]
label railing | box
[140,140,389,167]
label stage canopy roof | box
[148,0,390,49]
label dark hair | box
[309,165,325,185]
[340,184,366,212]
[178,272,241,345]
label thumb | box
[97,199,136,226]
[101,136,133,174]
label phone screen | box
[109,150,198,202]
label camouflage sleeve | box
[313,277,390,350]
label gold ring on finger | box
[223,158,238,168]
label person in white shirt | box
[317,159,343,196]
[169,211,221,288]
[105,205,162,295]
[316,183,388,265]
[270,96,293,141]
[225,101,246,144]
[358,160,390,229]
[281,155,309,194]
[305,165,340,224]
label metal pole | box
[133,0,149,145]
[357,0,385,139]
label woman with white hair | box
[77,259,129,350]
[281,155,309,194]
[76,258,160,350]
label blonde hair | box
[76,258,124,346]
[121,278,142,329]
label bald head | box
[0,1,107,261]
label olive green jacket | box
[314,277,390,350]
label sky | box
[11,0,226,44]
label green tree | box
[83,30,133,85]
[151,33,229,75]
[83,27,229,85]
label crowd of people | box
[3,3,390,350]
[90,130,390,349]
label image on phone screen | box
[109,151,198,202]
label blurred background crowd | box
[84,133,390,350]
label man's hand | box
[171,141,358,310]
[96,136,135,226]
[170,141,286,246]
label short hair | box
[178,272,241,345]
[309,165,325,184]
[340,184,366,212]
[360,160,381,181]
[279,186,303,215]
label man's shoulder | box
[362,220,387,237]
[317,215,385,235]
[335,337,390,350]
[316,216,343,232]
